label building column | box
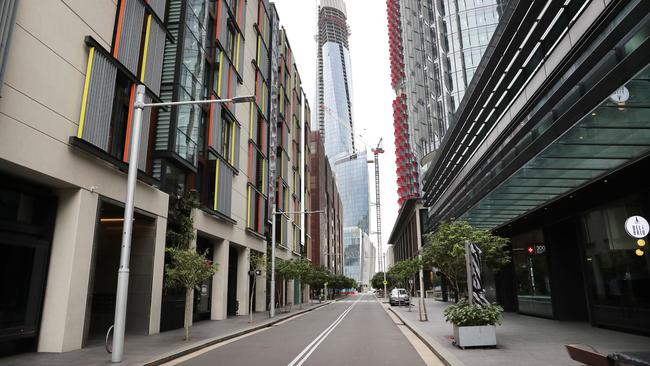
[287,279,295,306]
[148,215,167,334]
[236,247,250,316]
[303,284,310,304]
[255,266,267,312]
[211,239,229,320]
[38,188,98,352]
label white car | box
[389,288,410,306]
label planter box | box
[453,324,497,348]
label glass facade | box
[333,151,370,233]
[344,227,361,283]
[441,0,504,111]
[321,42,354,159]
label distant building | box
[316,0,371,283]
[309,131,344,275]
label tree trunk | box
[249,277,256,323]
[299,278,303,310]
[184,288,192,341]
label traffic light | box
[527,246,535,255]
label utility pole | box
[371,139,387,298]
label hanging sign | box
[625,216,649,239]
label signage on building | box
[526,244,546,255]
[624,216,649,239]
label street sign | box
[625,216,649,239]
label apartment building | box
[309,131,343,275]
[0,0,311,356]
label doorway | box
[84,201,156,344]
[0,177,56,356]
[193,236,214,321]
[227,247,239,316]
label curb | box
[142,301,332,366]
[387,307,466,366]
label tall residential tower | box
[387,0,503,205]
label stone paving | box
[0,301,330,366]
[390,297,650,366]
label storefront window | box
[512,229,553,318]
[582,196,650,308]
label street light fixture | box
[111,85,253,363]
[269,209,323,318]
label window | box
[226,25,236,61]
[0,0,18,96]
[221,115,233,160]
[108,74,132,160]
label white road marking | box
[160,327,270,366]
[287,295,364,366]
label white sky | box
[272,0,399,263]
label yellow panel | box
[217,52,224,96]
[214,160,220,211]
[140,15,152,81]
[77,47,95,138]
[235,34,241,70]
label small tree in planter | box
[421,220,510,301]
[422,220,509,347]
[248,251,265,323]
[277,258,312,309]
[388,258,421,311]
[164,248,217,340]
[443,299,504,348]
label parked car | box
[389,288,410,306]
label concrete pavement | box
[390,297,650,366]
[167,293,439,366]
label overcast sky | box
[272,0,398,263]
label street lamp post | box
[111,85,253,363]
[269,209,323,318]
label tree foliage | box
[388,258,421,289]
[304,266,332,290]
[164,248,218,291]
[370,271,393,289]
[421,220,510,297]
[166,190,199,249]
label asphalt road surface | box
[164,293,441,366]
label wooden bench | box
[566,344,613,366]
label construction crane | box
[371,139,386,297]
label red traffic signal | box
[527,246,535,255]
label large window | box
[582,196,650,308]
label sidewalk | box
[389,298,650,366]
[1,301,331,366]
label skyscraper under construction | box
[316,0,372,286]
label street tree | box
[248,251,265,323]
[388,258,421,311]
[163,189,219,340]
[164,248,217,340]
[371,271,393,290]
[304,266,332,302]
[421,220,510,301]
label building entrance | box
[227,247,239,316]
[0,177,56,356]
[84,201,156,344]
